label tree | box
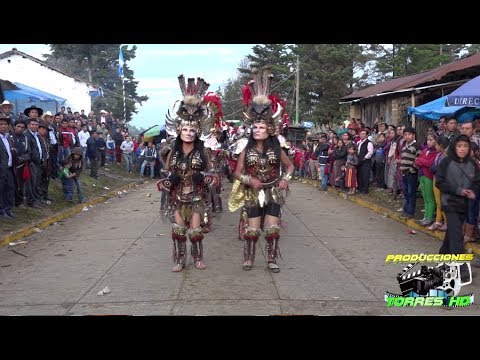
[296,44,367,124]
[368,44,469,81]
[45,44,148,123]
[239,44,297,115]
[219,58,251,121]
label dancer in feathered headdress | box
[229,67,294,273]
[159,75,222,272]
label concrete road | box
[0,180,479,315]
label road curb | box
[300,178,480,256]
[0,180,143,248]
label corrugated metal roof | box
[340,52,480,101]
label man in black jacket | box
[86,130,99,179]
[24,110,44,208]
[0,116,15,218]
[314,134,331,191]
[11,119,31,207]
[113,127,124,165]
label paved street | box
[0,180,479,315]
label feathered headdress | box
[242,66,284,136]
[165,75,222,138]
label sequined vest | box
[245,147,280,183]
[170,149,205,202]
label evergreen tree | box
[239,44,297,115]
[45,44,148,123]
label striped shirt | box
[399,140,421,174]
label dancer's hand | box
[278,179,289,190]
[249,177,263,190]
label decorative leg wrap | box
[243,227,260,264]
[265,225,281,265]
[172,224,188,265]
[189,227,204,262]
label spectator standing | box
[23,108,44,208]
[428,136,450,231]
[436,134,480,280]
[356,129,374,194]
[10,119,30,208]
[86,131,99,179]
[57,118,74,164]
[0,116,15,218]
[78,123,90,170]
[97,132,107,167]
[0,100,17,127]
[399,126,422,219]
[65,147,85,203]
[37,121,53,204]
[344,143,358,195]
[414,133,438,226]
[120,135,134,173]
[113,127,124,165]
[140,141,157,179]
[374,133,387,189]
[59,159,75,201]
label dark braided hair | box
[172,135,208,171]
[244,131,282,169]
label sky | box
[0,44,256,130]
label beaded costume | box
[228,67,293,273]
[158,75,222,272]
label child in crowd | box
[374,133,387,189]
[65,147,85,203]
[106,132,115,163]
[428,135,450,231]
[58,159,76,202]
[344,143,358,195]
[414,133,438,226]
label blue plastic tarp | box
[3,82,66,102]
[301,121,314,128]
[408,96,480,122]
[447,75,480,107]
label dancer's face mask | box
[180,125,197,143]
[252,122,269,141]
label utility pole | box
[295,55,300,125]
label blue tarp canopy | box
[4,82,66,102]
[301,121,314,128]
[408,96,480,123]
[447,75,480,107]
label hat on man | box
[0,100,14,112]
[0,115,11,124]
[24,105,44,117]
[100,109,108,114]
[37,121,51,131]
[42,111,53,119]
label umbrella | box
[447,75,480,107]
[143,125,162,142]
[408,96,480,123]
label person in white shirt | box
[357,129,374,194]
[78,123,91,169]
[120,135,134,173]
